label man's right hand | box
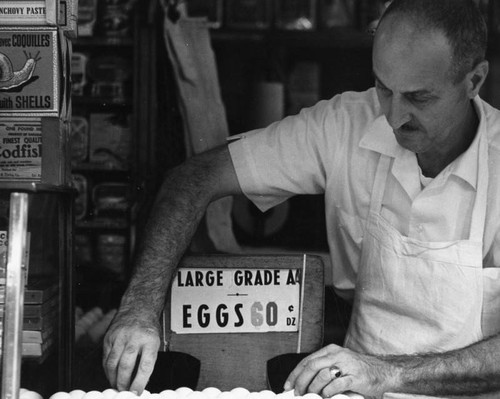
[103,308,161,394]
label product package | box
[70,115,89,164]
[0,117,72,185]
[71,173,88,220]
[0,27,71,118]
[89,112,132,169]
[0,0,78,38]
[77,0,97,36]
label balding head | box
[376,0,487,83]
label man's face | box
[372,16,472,155]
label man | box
[103,0,500,397]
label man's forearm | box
[388,333,500,396]
[119,147,237,319]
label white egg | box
[301,394,321,399]
[149,394,162,399]
[84,390,103,399]
[175,388,193,398]
[217,392,235,399]
[247,393,261,399]
[115,391,138,399]
[139,390,152,399]
[102,389,119,399]
[275,391,294,399]
[187,392,207,399]
[230,388,249,399]
[201,388,220,399]
[69,390,87,399]
[257,391,276,399]
[20,390,43,399]
[50,392,71,399]
[159,390,178,399]
[331,395,350,399]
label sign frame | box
[162,254,325,391]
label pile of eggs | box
[19,387,363,399]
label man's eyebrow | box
[372,70,435,96]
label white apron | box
[344,131,489,355]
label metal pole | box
[1,193,29,399]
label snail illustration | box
[0,51,40,90]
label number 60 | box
[250,301,278,327]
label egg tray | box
[21,386,365,399]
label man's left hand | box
[284,344,399,399]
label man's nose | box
[385,96,411,130]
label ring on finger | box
[329,367,341,380]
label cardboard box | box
[0,119,43,181]
[0,27,68,117]
[0,0,78,37]
[0,0,58,25]
[0,117,70,185]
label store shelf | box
[0,182,75,194]
[73,97,133,108]
[210,27,374,49]
[76,218,129,231]
[72,162,131,174]
[73,36,134,48]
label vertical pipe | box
[1,192,29,399]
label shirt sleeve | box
[228,96,344,212]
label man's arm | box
[102,145,242,394]
[285,335,500,398]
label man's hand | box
[103,308,161,394]
[284,344,398,399]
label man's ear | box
[467,60,489,98]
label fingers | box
[129,342,160,394]
[102,322,161,394]
[284,351,326,391]
[285,346,342,394]
[103,333,125,389]
[322,375,354,399]
[292,356,336,396]
[116,343,143,392]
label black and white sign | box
[171,268,301,334]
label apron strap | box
[468,130,488,242]
[368,154,392,215]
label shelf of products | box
[68,2,149,351]
[0,3,76,394]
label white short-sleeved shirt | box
[228,88,500,301]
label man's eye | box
[409,96,432,105]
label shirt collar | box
[359,96,487,190]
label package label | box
[0,28,59,115]
[0,230,31,285]
[0,119,42,180]
[0,1,51,24]
[171,268,301,334]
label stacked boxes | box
[0,278,59,361]
[0,0,76,361]
[0,1,76,186]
